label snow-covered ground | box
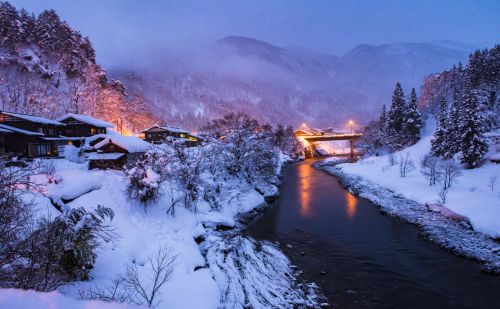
[2,158,321,308]
[333,134,500,238]
[316,127,500,272]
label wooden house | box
[0,111,68,157]
[85,134,151,169]
[56,114,114,137]
[141,124,202,146]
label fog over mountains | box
[110,36,473,129]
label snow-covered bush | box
[13,206,115,291]
[126,156,163,210]
[0,156,115,291]
[64,144,85,163]
[203,113,281,193]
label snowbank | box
[0,289,136,309]
[335,135,500,238]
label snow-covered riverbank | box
[316,149,500,273]
[1,158,322,308]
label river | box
[245,160,500,308]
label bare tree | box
[488,173,498,192]
[388,153,397,166]
[438,159,462,189]
[77,276,130,303]
[438,186,449,204]
[399,152,415,178]
[122,247,176,308]
[420,153,442,186]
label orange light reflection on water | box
[298,163,312,217]
[345,191,358,219]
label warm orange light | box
[302,123,307,127]
[345,191,358,219]
[298,163,312,217]
[348,120,354,125]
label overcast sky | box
[10,0,500,66]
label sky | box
[9,0,500,66]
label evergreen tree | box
[35,9,63,51]
[404,88,423,143]
[0,1,20,45]
[431,97,448,157]
[459,82,488,169]
[387,82,406,150]
[18,8,35,42]
[446,71,462,158]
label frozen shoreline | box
[316,160,500,274]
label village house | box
[56,114,114,137]
[0,111,67,157]
[85,133,151,169]
[141,124,202,146]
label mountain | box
[111,36,472,129]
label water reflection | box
[298,163,312,217]
[345,191,358,219]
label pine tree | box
[431,97,448,157]
[387,82,406,150]
[0,1,20,45]
[459,82,488,169]
[18,8,35,42]
[377,104,388,146]
[445,71,462,158]
[404,88,423,144]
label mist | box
[9,0,500,68]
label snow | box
[141,124,189,134]
[0,289,136,309]
[332,134,500,238]
[86,152,126,160]
[2,111,65,126]
[0,123,44,135]
[87,134,151,153]
[57,114,114,128]
[8,157,295,308]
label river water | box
[245,160,500,308]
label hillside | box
[111,36,472,129]
[0,3,158,133]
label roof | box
[0,127,12,133]
[56,114,114,128]
[0,123,44,136]
[86,152,126,160]
[88,133,151,153]
[1,111,65,126]
[40,136,83,141]
[141,124,190,134]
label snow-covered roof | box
[0,123,44,136]
[1,111,65,126]
[89,133,151,153]
[86,152,126,160]
[56,114,114,128]
[141,124,190,134]
[0,127,12,133]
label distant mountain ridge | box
[111,36,474,129]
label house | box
[0,111,67,157]
[85,133,151,169]
[56,114,114,137]
[141,124,202,146]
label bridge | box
[295,129,362,159]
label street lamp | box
[348,120,354,133]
